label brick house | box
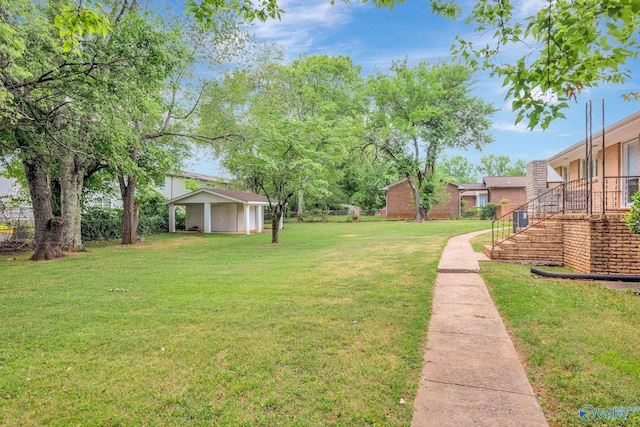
[460,177,527,217]
[486,110,640,275]
[381,178,464,219]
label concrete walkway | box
[411,230,548,427]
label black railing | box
[491,176,638,249]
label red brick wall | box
[429,183,461,218]
[589,214,640,274]
[561,214,640,274]
[488,187,527,205]
[386,181,463,219]
[461,195,477,209]
[562,215,591,272]
[495,204,524,220]
[385,181,416,219]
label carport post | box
[204,202,212,233]
[256,206,263,233]
[244,204,251,235]
[168,204,176,232]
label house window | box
[477,193,488,207]
[561,166,569,182]
[579,155,598,180]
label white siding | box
[185,203,205,231]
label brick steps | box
[485,222,563,264]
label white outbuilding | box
[165,188,278,235]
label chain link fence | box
[0,204,35,253]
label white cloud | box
[493,122,538,133]
[515,0,547,18]
[250,0,356,57]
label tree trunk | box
[59,148,85,251]
[271,204,283,243]
[119,172,139,245]
[406,173,427,221]
[23,154,63,260]
[296,191,304,223]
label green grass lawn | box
[0,220,490,426]
[479,262,640,426]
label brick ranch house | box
[485,110,640,275]
[461,176,527,217]
[381,178,465,219]
[381,176,527,219]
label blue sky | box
[189,0,640,176]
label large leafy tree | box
[1,0,252,256]
[0,0,187,257]
[367,60,495,221]
[201,55,364,242]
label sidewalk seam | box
[423,379,536,397]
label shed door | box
[623,140,639,207]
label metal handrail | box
[491,184,565,249]
[491,175,639,249]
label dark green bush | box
[480,203,497,220]
[81,191,170,242]
[81,207,122,242]
[138,191,168,218]
[137,215,167,236]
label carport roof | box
[165,188,270,205]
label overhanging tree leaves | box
[52,0,640,130]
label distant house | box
[381,174,528,220]
[461,177,527,208]
[159,172,229,200]
[460,183,488,208]
[381,178,465,219]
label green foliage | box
[477,154,526,177]
[624,191,640,234]
[202,55,365,241]
[53,3,111,54]
[137,214,168,236]
[445,0,640,129]
[479,203,497,220]
[462,206,479,218]
[438,155,479,183]
[81,192,169,241]
[81,207,122,242]
[500,198,509,205]
[183,178,200,192]
[137,191,169,218]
